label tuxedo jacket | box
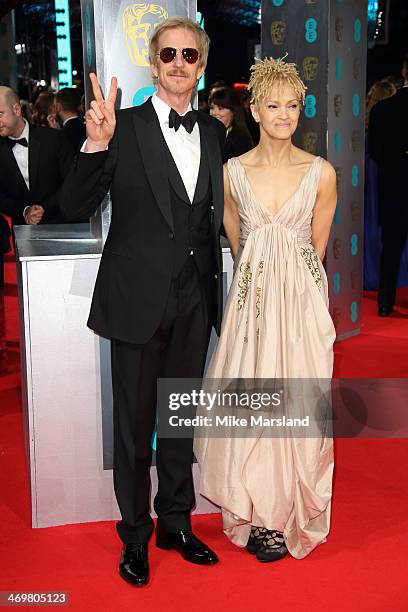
[368,87,408,227]
[0,124,74,226]
[61,98,226,344]
[63,116,87,152]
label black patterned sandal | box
[255,530,288,562]
[246,526,268,554]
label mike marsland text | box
[168,415,310,427]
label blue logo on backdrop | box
[304,94,316,118]
[335,57,343,80]
[334,203,340,224]
[305,19,318,43]
[333,272,341,294]
[351,234,358,255]
[86,5,92,67]
[354,19,362,43]
[352,165,359,187]
[133,86,156,106]
[351,301,358,323]
[352,94,360,117]
[334,130,341,154]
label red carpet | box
[1,256,407,611]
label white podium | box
[15,225,232,528]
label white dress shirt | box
[151,93,200,203]
[82,94,201,203]
[8,120,30,189]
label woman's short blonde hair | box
[149,17,210,68]
[248,55,307,106]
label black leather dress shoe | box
[378,306,394,317]
[156,528,218,565]
[119,543,149,586]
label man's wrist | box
[83,138,110,153]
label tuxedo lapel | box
[0,138,29,195]
[132,100,174,232]
[163,141,190,204]
[197,114,223,230]
[28,124,40,194]
[192,132,210,205]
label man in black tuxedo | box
[368,56,408,316]
[61,18,225,586]
[0,86,74,227]
[55,87,87,152]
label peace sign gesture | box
[85,73,118,151]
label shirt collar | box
[9,119,29,142]
[151,92,192,126]
[63,115,78,126]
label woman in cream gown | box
[194,58,337,562]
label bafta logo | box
[351,130,360,153]
[332,307,341,329]
[123,3,168,67]
[271,21,286,45]
[335,167,342,191]
[302,131,318,154]
[352,57,361,80]
[335,18,344,42]
[334,94,342,117]
[305,0,316,4]
[303,56,318,81]
[333,238,341,260]
[350,269,358,290]
[350,200,360,222]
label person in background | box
[365,79,396,132]
[364,79,398,291]
[241,89,260,145]
[55,88,87,151]
[0,86,74,227]
[19,99,32,124]
[208,79,228,97]
[31,92,59,129]
[209,87,253,161]
[368,55,408,316]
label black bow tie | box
[8,137,28,148]
[168,108,197,134]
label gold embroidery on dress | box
[255,260,264,319]
[300,247,323,289]
[238,262,252,309]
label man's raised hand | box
[85,73,117,152]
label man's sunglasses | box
[156,47,200,65]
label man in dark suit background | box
[0,86,74,227]
[368,55,408,316]
[55,87,87,151]
[62,17,225,587]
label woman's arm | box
[223,164,240,258]
[311,160,337,261]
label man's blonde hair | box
[248,55,307,106]
[149,17,210,68]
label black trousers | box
[378,224,408,309]
[110,257,213,544]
